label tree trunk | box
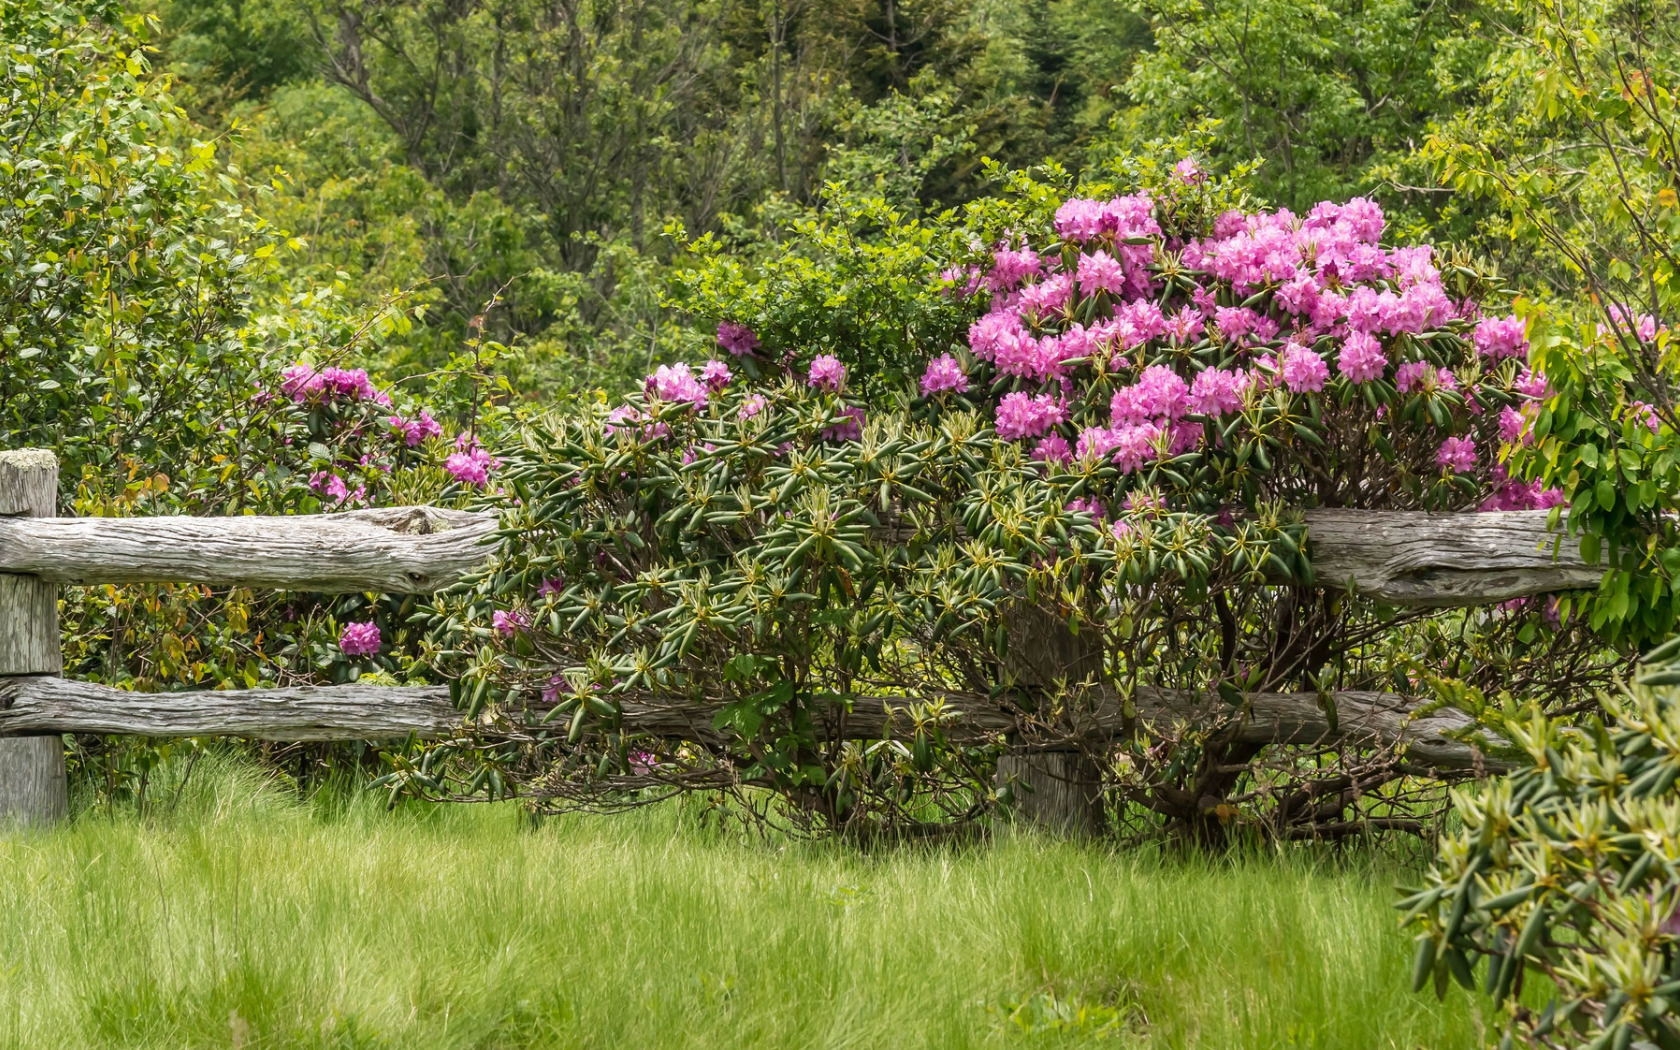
[0,449,64,826]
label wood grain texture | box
[0,449,66,826]
[0,505,1603,604]
[0,676,1507,770]
[996,751,1106,833]
[0,449,57,517]
[0,506,497,593]
[0,740,65,825]
[1306,508,1600,607]
[998,605,1107,834]
[0,677,459,740]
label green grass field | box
[0,757,1493,1048]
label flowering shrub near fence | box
[413,165,1630,838]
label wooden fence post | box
[997,606,1106,836]
[0,450,65,826]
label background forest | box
[154,0,1518,398]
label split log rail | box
[0,448,1594,826]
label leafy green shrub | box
[1405,639,1680,1049]
[0,0,506,805]
[412,158,1621,838]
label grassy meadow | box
[0,756,1494,1049]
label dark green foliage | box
[1406,642,1680,1049]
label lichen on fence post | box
[0,449,66,826]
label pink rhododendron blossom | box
[995,392,1066,440]
[938,265,984,296]
[807,354,846,391]
[700,360,733,391]
[1513,368,1553,399]
[920,354,969,395]
[1076,426,1121,461]
[1482,464,1568,511]
[1337,332,1386,383]
[1110,423,1163,473]
[1499,404,1536,446]
[446,433,499,487]
[645,363,709,406]
[1054,198,1110,242]
[537,576,566,598]
[388,411,443,447]
[280,364,391,405]
[1630,400,1663,433]
[492,610,529,637]
[1601,306,1661,343]
[1112,365,1190,425]
[1395,362,1457,394]
[339,621,381,657]
[604,405,643,436]
[1076,250,1126,296]
[1065,497,1106,523]
[987,248,1042,291]
[1018,273,1074,316]
[1188,368,1247,416]
[1473,316,1528,360]
[309,471,349,502]
[1032,433,1072,464]
[1173,158,1205,184]
[1278,344,1328,393]
[717,321,759,356]
[1163,306,1206,344]
[1213,306,1262,342]
[1167,420,1203,455]
[1436,436,1477,473]
[738,395,767,420]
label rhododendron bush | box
[419,164,1625,836]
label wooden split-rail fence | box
[0,448,1600,827]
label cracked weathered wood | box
[0,506,497,593]
[648,685,1508,772]
[0,677,460,740]
[0,449,65,826]
[0,675,1507,769]
[1306,508,1599,607]
[996,605,1106,834]
[0,506,1599,605]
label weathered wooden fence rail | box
[0,445,1591,825]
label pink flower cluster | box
[279,364,392,405]
[807,354,846,392]
[1473,316,1528,360]
[646,363,710,406]
[1599,306,1664,344]
[1278,343,1328,393]
[1436,436,1477,473]
[920,354,969,396]
[701,360,732,391]
[492,609,529,636]
[717,322,760,356]
[339,621,381,657]
[308,471,364,505]
[388,411,443,447]
[938,183,1551,493]
[1482,464,1568,511]
[446,433,500,488]
[995,392,1066,440]
[822,405,867,442]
